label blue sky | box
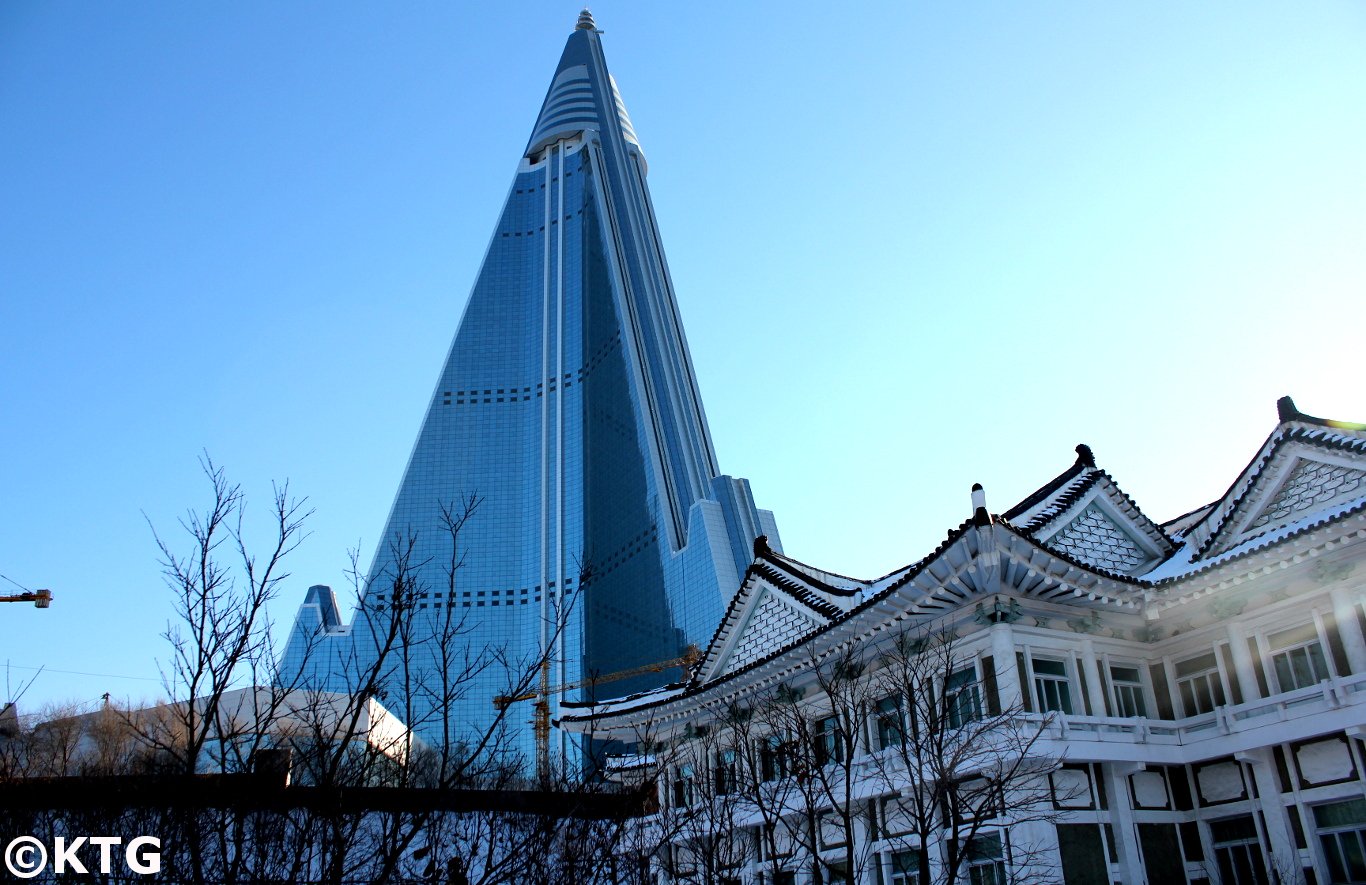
[3,2,1364,711]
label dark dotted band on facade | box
[436,333,624,407]
[582,526,659,584]
[496,213,578,238]
[371,579,578,611]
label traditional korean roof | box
[1003,444,1175,577]
[1179,397,1366,562]
[560,398,1366,731]
[1160,501,1219,540]
[693,539,867,683]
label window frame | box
[963,832,1007,885]
[760,734,790,782]
[1173,651,1228,717]
[946,664,983,728]
[813,714,846,766]
[714,747,737,796]
[1312,798,1366,884]
[671,762,695,808]
[889,848,923,885]
[875,695,904,750]
[1029,655,1074,715]
[1108,662,1148,718]
[1267,621,1332,693]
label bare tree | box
[745,669,874,885]
[0,465,648,884]
[141,454,311,777]
[647,706,759,884]
[866,627,1064,885]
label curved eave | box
[1194,421,1366,560]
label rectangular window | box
[1031,657,1073,715]
[1110,664,1148,718]
[948,666,983,727]
[1175,652,1226,716]
[965,833,1007,885]
[760,735,789,782]
[814,715,845,765]
[1314,798,1366,884]
[1209,815,1270,885]
[876,696,904,749]
[671,764,694,807]
[714,748,737,796]
[1269,623,1331,692]
[890,849,923,885]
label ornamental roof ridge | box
[1001,444,1175,565]
[692,546,869,684]
[754,548,866,596]
[1277,395,1366,433]
[1001,455,1091,525]
[688,520,977,694]
[1192,399,1366,561]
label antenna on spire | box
[576,8,598,31]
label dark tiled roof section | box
[1019,473,1101,533]
[1004,447,1174,554]
[757,549,864,597]
[1195,424,1366,560]
[763,548,869,586]
[687,521,975,693]
[749,563,847,619]
[1002,461,1091,524]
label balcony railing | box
[1027,672,1366,761]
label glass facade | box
[280,21,779,763]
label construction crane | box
[0,589,51,609]
[494,645,701,780]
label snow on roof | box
[558,683,686,723]
[1161,501,1219,539]
[1144,495,1366,584]
[568,398,1366,727]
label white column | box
[991,622,1022,710]
[1331,587,1366,675]
[1240,749,1298,876]
[1080,639,1108,717]
[877,851,893,885]
[1102,764,1145,885]
[1008,818,1061,885]
[1226,621,1262,701]
[850,815,873,885]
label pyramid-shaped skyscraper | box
[282,11,779,761]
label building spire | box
[576,8,597,31]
